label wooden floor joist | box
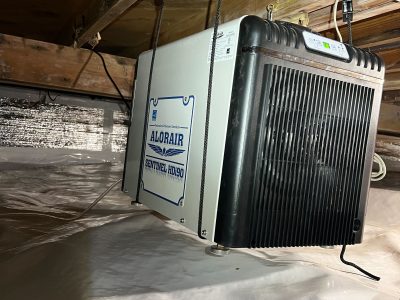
[0,33,135,99]
[309,1,399,31]
[384,72,400,91]
[378,103,400,135]
[74,0,140,48]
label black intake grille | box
[250,65,374,247]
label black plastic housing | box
[214,16,384,248]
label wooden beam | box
[387,63,400,74]
[378,103,400,135]
[377,48,400,69]
[310,1,400,32]
[74,0,140,48]
[355,32,400,49]
[360,37,400,50]
[115,4,210,58]
[383,90,400,104]
[384,72,400,91]
[307,0,392,29]
[210,0,399,33]
[268,0,335,20]
[208,0,336,25]
[0,33,135,99]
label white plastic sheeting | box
[0,163,399,300]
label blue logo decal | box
[152,110,157,121]
[148,143,185,157]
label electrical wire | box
[198,0,223,239]
[91,50,132,113]
[333,0,343,42]
[135,0,165,204]
[0,179,130,221]
[340,244,381,281]
[371,153,386,181]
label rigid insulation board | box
[124,16,385,246]
[0,86,129,165]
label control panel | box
[303,31,350,60]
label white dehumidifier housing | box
[123,16,385,248]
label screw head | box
[180,218,185,224]
[201,229,207,236]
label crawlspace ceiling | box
[99,0,400,91]
[0,0,399,70]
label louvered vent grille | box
[250,65,374,247]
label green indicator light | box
[323,42,330,49]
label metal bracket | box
[266,4,275,21]
[88,32,102,49]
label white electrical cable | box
[371,153,387,182]
[333,0,343,42]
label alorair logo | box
[148,130,185,157]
